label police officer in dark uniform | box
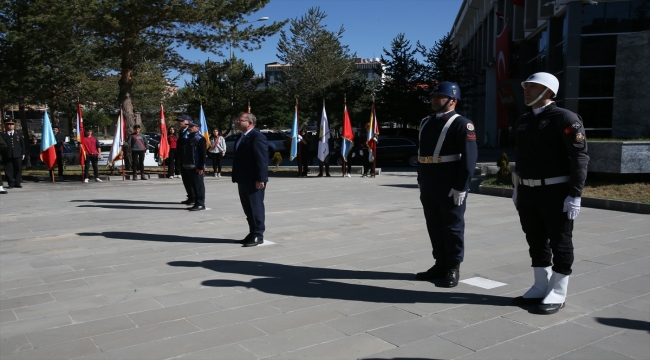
[176,115,195,204]
[0,118,26,188]
[52,125,66,181]
[415,82,478,287]
[183,121,207,211]
[511,72,589,315]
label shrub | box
[495,152,513,185]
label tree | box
[378,33,428,128]
[418,33,462,86]
[276,7,357,117]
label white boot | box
[538,272,570,314]
[523,266,552,298]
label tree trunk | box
[119,50,135,171]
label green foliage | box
[418,33,461,85]
[272,151,282,166]
[82,109,113,132]
[495,152,513,185]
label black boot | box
[441,265,460,288]
[415,262,446,281]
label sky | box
[173,0,463,86]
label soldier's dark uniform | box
[176,115,195,204]
[416,82,478,287]
[515,103,589,278]
[0,121,26,188]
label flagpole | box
[121,108,125,181]
[372,96,377,178]
[342,95,346,177]
[161,102,166,180]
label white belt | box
[519,175,570,187]
[418,154,462,164]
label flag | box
[40,111,57,169]
[199,105,210,148]
[341,103,355,162]
[108,109,125,164]
[247,101,251,113]
[289,102,299,161]
[77,103,86,168]
[367,101,379,162]
[317,100,330,162]
[158,104,169,160]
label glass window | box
[579,68,616,97]
[577,99,613,128]
[581,0,650,34]
[580,35,617,66]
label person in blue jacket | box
[183,121,207,211]
[414,82,478,287]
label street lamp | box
[229,16,268,135]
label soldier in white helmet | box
[511,72,589,314]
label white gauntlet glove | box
[512,172,520,208]
[448,188,467,206]
[563,196,581,220]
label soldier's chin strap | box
[433,97,453,114]
[526,88,549,107]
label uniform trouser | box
[211,152,222,173]
[180,167,195,200]
[56,150,64,176]
[363,157,373,175]
[299,153,309,176]
[167,149,176,176]
[84,155,99,179]
[132,151,145,176]
[419,185,466,267]
[318,157,330,175]
[173,150,182,175]
[189,170,205,206]
[3,157,22,186]
[517,184,574,275]
[238,182,266,238]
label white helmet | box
[521,72,559,106]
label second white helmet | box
[521,72,559,98]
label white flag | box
[317,101,330,163]
[108,111,124,164]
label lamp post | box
[229,16,268,135]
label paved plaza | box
[0,173,648,359]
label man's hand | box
[563,196,581,220]
[448,188,467,206]
[22,155,24,160]
[98,153,102,159]
[255,181,265,189]
[197,168,204,176]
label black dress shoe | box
[188,205,206,211]
[180,199,195,205]
[415,265,446,281]
[14,185,22,188]
[537,302,565,315]
[0,189,7,194]
[512,296,543,306]
[237,234,254,243]
[441,267,460,288]
[6,185,13,189]
[242,236,263,247]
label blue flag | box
[290,104,299,161]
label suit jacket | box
[232,128,268,183]
[0,130,25,159]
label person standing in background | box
[167,126,179,178]
[1,119,25,188]
[82,128,102,183]
[52,125,66,181]
[184,121,207,211]
[128,124,148,180]
[208,128,226,177]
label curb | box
[478,185,650,215]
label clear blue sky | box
[174,0,463,86]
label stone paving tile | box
[187,303,280,330]
[324,306,420,335]
[249,305,346,335]
[69,298,164,323]
[153,285,242,307]
[264,295,339,313]
[0,309,17,323]
[210,289,287,310]
[0,313,73,339]
[28,254,100,269]
[594,258,650,281]
[618,294,650,313]
[13,294,108,320]
[360,335,474,359]
[239,323,346,358]
[50,280,136,302]
[503,303,590,328]
[127,298,222,327]
[91,318,200,352]
[0,333,32,356]
[176,344,258,359]
[511,322,609,358]
[128,269,207,287]
[570,259,611,275]
[553,345,635,360]
[0,277,43,291]
[455,340,543,360]
[571,304,650,335]
[439,317,537,351]
[588,251,646,266]
[568,287,636,311]
[3,338,100,360]
[3,278,90,298]
[0,293,55,311]
[39,267,116,284]
[605,274,650,296]
[317,300,390,317]
[26,315,136,347]
[283,333,395,360]
[367,314,466,346]
[590,329,650,360]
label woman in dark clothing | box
[167,126,179,178]
[208,128,226,177]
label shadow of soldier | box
[168,259,514,307]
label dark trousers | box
[167,149,177,176]
[181,167,195,200]
[518,184,574,275]
[189,170,205,206]
[84,154,99,179]
[238,182,266,237]
[56,149,64,176]
[363,158,373,175]
[211,152,223,173]
[132,150,145,176]
[3,157,22,186]
[419,185,466,267]
[344,160,352,175]
[173,149,182,175]
[299,152,309,176]
[318,157,330,176]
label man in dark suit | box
[52,124,66,181]
[1,119,26,188]
[232,112,269,247]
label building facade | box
[264,58,384,86]
[450,0,650,147]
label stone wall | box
[588,141,650,174]
[612,30,650,139]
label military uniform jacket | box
[417,111,478,192]
[514,103,589,198]
[0,130,25,159]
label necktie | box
[236,134,245,150]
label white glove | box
[22,155,25,160]
[145,150,150,155]
[448,188,467,206]
[359,149,364,155]
[120,142,125,146]
[511,172,520,208]
[512,188,518,208]
[351,152,356,158]
[563,196,581,220]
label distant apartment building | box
[264,57,384,85]
[450,0,650,147]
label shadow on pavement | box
[75,204,186,211]
[71,199,182,205]
[382,184,419,189]
[168,259,513,306]
[78,231,239,244]
[595,317,650,332]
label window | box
[580,35,618,66]
[582,0,650,34]
[579,68,616,97]
[577,99,613,129]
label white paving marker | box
[460,277,507,289]
[258,240,276,246]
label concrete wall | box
[612,30,650,139]
[588,141,650,174]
